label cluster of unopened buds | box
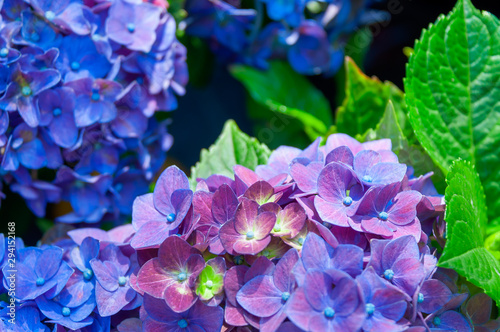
[0,0,187,223]
[2,134,499,331]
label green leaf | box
[230,61,333,138]
[405,0,500,218]
[189,120,271,189]
[438,160,500,305]
[336,58,410,139]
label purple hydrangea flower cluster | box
[182,0,384,75]
[0,0,188,222]
[2,133,499,331]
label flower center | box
[0,48,8,58]
[22,86,32,96]
[417,293,424,303]
[343,196,353,206]
[233,256,244,265]
[246,231,254,240]
[36,277,45,286]
[365,303,375,315]
[433,317,441,326]
[362,175,373,183]
[62,307,71,317]
[118,276,127,287]
[383,269,395,281]
[378,212,389,221]
[177,272,187,282]
[70,61,80,71]
[45,11,56,21]
[298,237,304,245]
[91,92,100,101]
[166,213,176,222]
[323,307,335,319]
[205,280,213,289]
[281,292,290,302]
[262,249,270,257]
[83,269,93,281]
[53,107,62,117]
[177,319,188,328]
[273,225,281,232]
[127,23,136,33]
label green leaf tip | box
[189,120,271,189]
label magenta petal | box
[234,198,260,234]
[224,301,248,326]
[392,258,425,295]
[170,189,194,228]
[244,181,274,204]
[303,270,333,311]
[244,256,275,283]
[224,265,249,306]
[301,233,334,271]
[381,235,420,269]
[90,260,120,292]
[233,236,271,255]
[143,294,178,323]
[136,258,173,299]
[325,134,363,155]
[387,191,422,225]
[212,184,238,224]
[315,196,351,227]
[253,212,277,239]
[290,161,323,194]
[273,249,299,292]
[164,282,197,313]
[219,221,243,255]
[361,217,396,237]
[96,281,135,317]
[275,203,306,238]
[158,236,201,270]
[362,139,392,151]
[153,165,189,215]
[132,193,165,230]
[325,146,354,166]
[391,218,422,241]
[237,275,283,317]
[370,163,407,185]
[130,221,171,250]
[260,307,288,332]
[419,279,452,314]
[286,287,314,331]
[353,150,380,175]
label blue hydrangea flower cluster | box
[182,0,384,75]
[0,0,188,223]
[1,133,499,331]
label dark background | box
[169,0,500,170]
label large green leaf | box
[336,58,410,139]
[405,0,500,218]
[189,120,271,189]
[439,160,500,305]
[230,61,333,138]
